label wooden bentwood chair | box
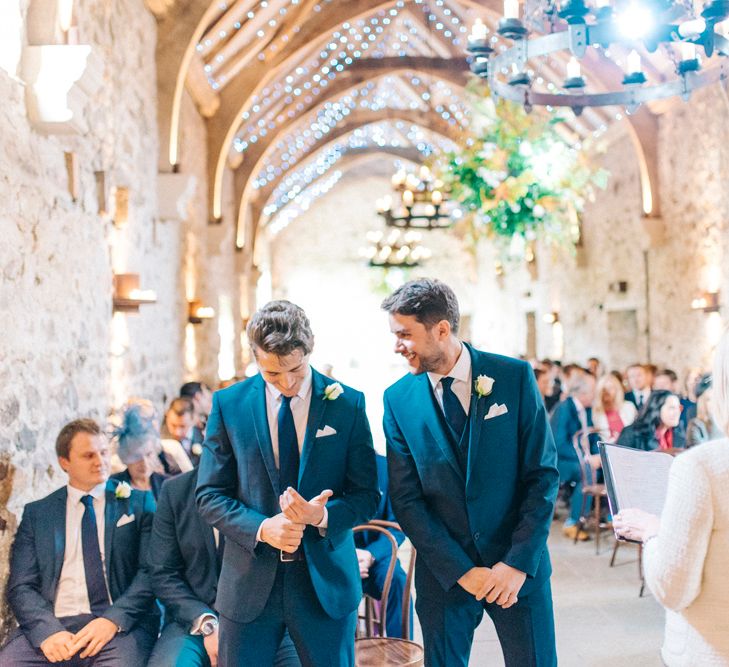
[353,520,424,667]
[572,428,610,553]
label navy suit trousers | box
[219,561,356,667]
[415,565,557,667]
[0,615,155,667]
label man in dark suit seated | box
[0,419,158,666]
[355,454,413,639]
[550,371,596,541]
[147,469,300,667]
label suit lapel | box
[104,482,121,581]
[249,374,280,495]
[419,374,466,484]
[299,369,328,485]
[51,488,68,586]
[466,345,490,486]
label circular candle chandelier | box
[466,0,729,113]
[359,229,433,268]
[375,166,456,230]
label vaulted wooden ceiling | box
[150,0,728,249]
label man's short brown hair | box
[167,397,194,417]
[55,419,103,459]
[381,278,460,333]
[247,300,314,357]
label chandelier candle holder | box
[376,166,454,230]
[466,0,729,113]
[360,229,433,268]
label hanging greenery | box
[436,81,608,255]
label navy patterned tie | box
[441,377,468,440]
[81,495,110,614]
[278,395,300,492]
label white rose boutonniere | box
[475,375,495,398]
[191,443,203,456]
[323,382,344,401]
[115,481,132,499]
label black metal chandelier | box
[467,0,729,113]
[376,166,454,230]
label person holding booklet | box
[614,329,729,666]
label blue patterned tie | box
[278,395,300,492]
[441,377,467,440]
[81,495,110,614]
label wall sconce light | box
[112,186,129,227]
[691,291,720,313]
[113,273,156,313]
[188,300,215,324]
[543,312,560,324]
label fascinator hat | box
[113,403,159,464]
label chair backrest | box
[352,520,417,640]
[572,427,603,487]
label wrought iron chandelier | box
[376,166,454,230]
[360,229,433,268]
[466,0,729,113]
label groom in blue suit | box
[196,300,379,667]
[382,279,559,667]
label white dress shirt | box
[633,388,651,408]
[572,397,589,432]
[427,344,473,416]
[256,368,327,542]
[54,482,109,617]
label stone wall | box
[0,0,184,639]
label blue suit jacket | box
[196,369,380,622]
[550,398,587,462]
[149,469,219,628]
[384,344,559,595]
[6,479,158,648]
[354,454,404,563]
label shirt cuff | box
[255,518,266,545]
[315,506,328,536]
[190,612,218,635]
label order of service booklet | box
[599,441,675,542]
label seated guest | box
[587,356,603,379]
[0,419,158,666]
[614,331,729,666]
[147,470,299,667]
[355,454,413,639]
[686,374,723,448]
[653,369,678,392]
[161,397,198,474]
[617,390,686,451]
[180,382,213,444]
[625,363,652,411]
[550,371,596,540]
[592,373,637,441]
[111,404,167,500]
[534,368,553,406]
[540,359,561,413]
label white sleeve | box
[642,454,714,611]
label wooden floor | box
[411,522,665,666]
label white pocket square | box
[116,513,135,528]
[484,403,509,420]
[316,425,337,438]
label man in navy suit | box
[381,279,559,667]
[147,469,299,667]
[549,371,596,541]
[196,300,379,667]
[354,454,413,639]
[0,419,158,666]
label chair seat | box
[355,637,425,667]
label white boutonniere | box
[475,375,495,398]
[115,481,132,499]
[191,443,203,456]
[323,382,344,401]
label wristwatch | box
[200,618,219,637]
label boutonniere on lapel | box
[191,443,203,456]
[474,375,495,398]
[323,382,344,401]
[115,481,132,499]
